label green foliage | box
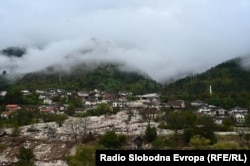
[10,125,21,139]
[152,136,167,149]
[183,128,194,145]
[68,96,83,107]
[13,109,34,126]
[5,87,23,104]
[66,144,96,166]
[245,113,250,127]
[166,110,196,133]
[221,117,234,131]
[16,146,35,166]
[185,127,217,145]
[244,134,250,147]
[195,115,217,130]
[183,115,218,145]
[84,103,112,116]
[98,131,126,149]
[96,103,111,114]
[144,125,157,142]
[163,57,250,108]
[189,134,211,149]
[12,63,161,93]
[151,135,182,149]
[21,94,41,105]
[65,105,76,116]
[212,141,242,150]
[160,134,186,149]
[0,87,41,105]
[42,113,68,126]
[194,116,217,144]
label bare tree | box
[140,107,158,127]
[125,120,130,139]
[78,117,90,143]
[64,117,90,144]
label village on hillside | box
[0,88,250,165]
[1,88,248,125]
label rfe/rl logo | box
[210,154,244,162]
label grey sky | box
[1,0,250,82]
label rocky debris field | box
[0,110,173,166]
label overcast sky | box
[1,0,250,82]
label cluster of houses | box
[0,89,249,126]
[0,89,160,117]
[1,104,21,118]
[191,100,248,125]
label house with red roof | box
[1,104,21,118]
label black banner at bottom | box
[96,150,249,166]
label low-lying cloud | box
[1,0,250,83]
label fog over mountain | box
[1,0,250,82]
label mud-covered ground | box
[0,110,173,166]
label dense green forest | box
[163,56,250,108]
[3,63,161,95]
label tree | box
[79,117,90,142]
[195,115,216,130]
[189,134,211,149]
[152,136,167,149]
[22,94,41,105]
[212,141,242,150]
[183,128,194,145]
[222,117,234,130]
[5,88,23,104]
[144,125,157,143]
[65,105,76,116]
[64,117,90,143]
[66,145,96,166]
[68,96,83,107]
[166,110,196,134]
[140,108,158,127]
[245,113,250,127]
[95,103,111,116]
[98,131,126,149]
[13,109,34,126]
[55,114,68,127]
[244,134,250,148]
[16,146,35,166]
[10,124,21,143]
[194,115,217,144]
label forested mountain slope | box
[163,56,250,108]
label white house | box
[112,101,125,108]
[44,97,53,105]
[137,93,160,103]
[234,114,245,124]
[197,106,213,115]
[77,91,89,98]
[230,107,248,116]
[212,108,229,119]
